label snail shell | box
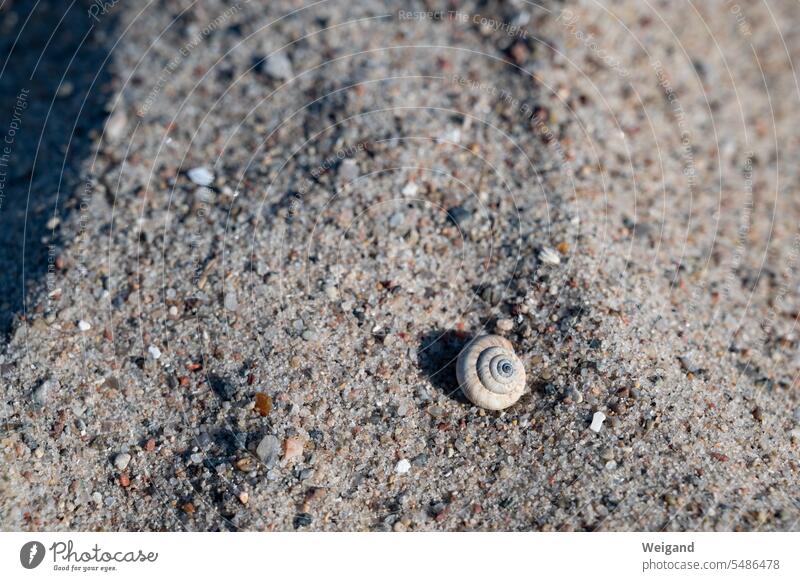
[456,335,526,410]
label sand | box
[1,0,799,531]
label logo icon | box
[20,541,46,569]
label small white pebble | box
[395,459,411,474]
[187,167,214,187]
[590,411,607,433]
[402,182,419,197]
[148,345,161,360]
[539,247,561,265]
[495,318,514,332]
[77,320,91,332]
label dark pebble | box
[293,513,313,529]
[208,374,236,400]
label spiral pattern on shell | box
[456,334,526,410]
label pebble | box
[224,291,238,312]
[56,81,73,98]
[77,320,92,332]
[539,247,561,265]
[395,459,411,474]
[447,206,472,228]
[388,212,405,228]
[104,108,127,142]
[589,411,606,433]
[794,408,800,423]
[32,378,59,406]
[187,167,214,187]
[147,345,161,360]
[254,393,273,417]
[263,53,293,80]
[190,453,203,464]
[495,318,514,332]
[113,453,131,471]
[679,353,700,373]
[256,435,280,467]
[301,330,318,342]
[565,387,583,404]
[339,159,359,181]
[402,182,419,197]
[283,437,304,461]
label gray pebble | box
[31,378,59,406]
[301,330,318,342]
[339,159,358,181]
[263,53,293,80]
[447,206,472,228]
[224,291,238,312]
[113,453,131,471]
[565,387,584,404]
[388,212,405,228]
[679,353,700,373]
[256,435,280,467]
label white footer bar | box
[1,532,797,580]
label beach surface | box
[1,0,799,531]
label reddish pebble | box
[145,438,156,452]
[178,376,190,387]
[283,437,304,461]
[119,473,130,487]
[182,502,195,514]
[710,452,729,462]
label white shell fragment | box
[456,335,526,410]
[590,411,606,433]
[187,166,215,187]
[539,247,561,265]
